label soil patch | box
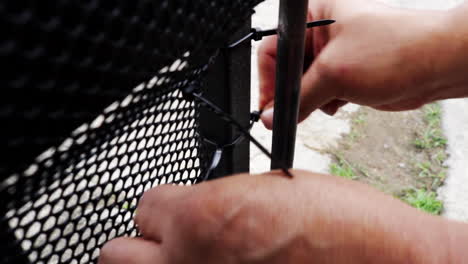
[329,105,448,201]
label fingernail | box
[261,108,274,130]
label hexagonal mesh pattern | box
[0,0,263,263]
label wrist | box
[375,212,468,264]
[385,6,468,102]
[426,4,468,100]
[362,208,453,264]
[301,181,451,263]
[446,220,468,263]
[403,215,453,264]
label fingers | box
[260,61,337,129]
[135,184,192,242]
[258,18,338,129]
[319,99,348,116]
[257,35,278,110]
[99,237,164,264]
[257,19,315,114]
[299,61,339,121]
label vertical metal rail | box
[271,0,309,170]
[0,222,29,264]
[202,20,251,179]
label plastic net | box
[0,0,263,263]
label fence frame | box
[271,0,309,170]
[202,20,252,179]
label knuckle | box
[179,189,221,228]
[315,57,341,82]
[257,37,277,59]
[138,186,160,207]
[257,40,270,56]
[215,202,268,259]
[315,56,356,97]
[206,187,257,248]
[99,239,124,263]
[138,184,174,210]
[171,180,271,258]
[135,184,178,229]
[99,244,112,262]
[134,188,157,224]
[175,184,232,243]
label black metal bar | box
[227,21,252,176]
[202,20,251,179]
[271,0,309,170]
[0,221,29,264]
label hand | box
[258,0,463,129]
[98,170,460,264]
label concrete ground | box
[250,0,468,222]
[439,99,468,221]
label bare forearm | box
[341,198,468,264]
[301,176,468,263]
[375,7,468,261]
[403,216,468,263]
[295,174,465,263]
[447,220,468,263]
[367,212,451,264]
[434,2,468,100]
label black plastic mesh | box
[0,0,262,263]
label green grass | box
[413,129,447,149]
[435,150,448,165]
[353,113,367,125]
[413,104,447,150]
[416,162,433,178]
[415,161,447,189]
[416,161,446,180]
[348,130,360,141]
[122,202,130,210]
[330,156,356,180]
[402,189,443,215]
[424,104,442,127]
[122,201,137,211]
[411,104,448,195]
[346,112,368,142]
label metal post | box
[0,223,29,264]
[202,20,252,179]
[271,0,309,170]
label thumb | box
[298,62,337,122]
[257,36,279,111]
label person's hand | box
[258,0,465,129]
[98,170,464,264]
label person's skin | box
[259,0,468,129]
[99,0,468,263]
[100,171,468,264]
[99,170,468,264]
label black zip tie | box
[202,110,260,149]
[228,19,335,49]
[200,110,263,181]
[183,85,293,178]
